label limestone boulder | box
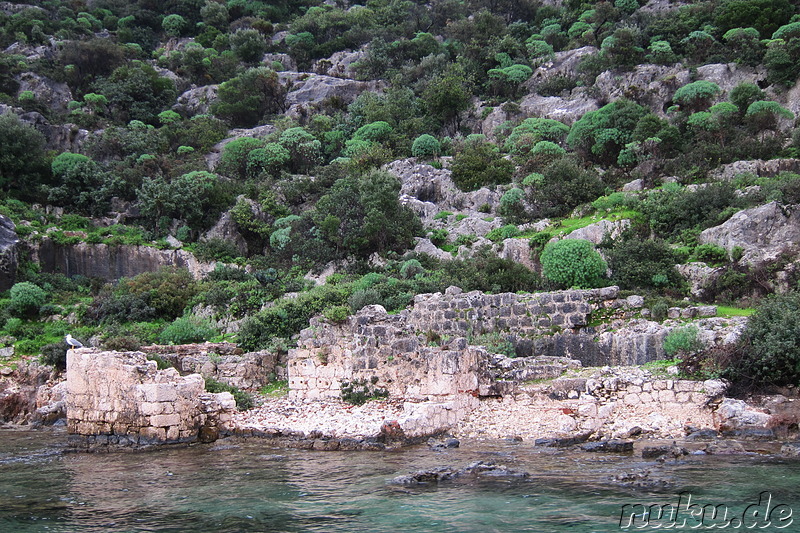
[414,238,453,261]
[313,49,365,78]
[595,64,690,116]
[0,214,18,291]
[174,84,219,116]
[282,73,375,115]
[563,219,630,245]
[524,46,598,93]
[15,72,73,114]
[676,262,723,300]
[695,63,764,97]
[519,92,598,125]
[708,159,800,182]
[498,238,536,270]
[386,159,503,215]
[698,202,800,264]
[202,209,249,256]
[263,53,296,71]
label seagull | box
[65,334,83,349]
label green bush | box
[607,236,681,291]
[158,315,217,345]
[540,239,608,289]
[650,300,669,322]
[323,305,351,323]
[450,142,513,192]
[204,377,254,411]
[411,134,441,158]
[663,326,703,357]
[693,243,729,265]
[727,291,800,387]
[348,288,382,312]
[40,341,68,371]
[8,282,47,318]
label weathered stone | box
[699,202,800,265]
[641,444,688,459]
[0,214,18,291]
[66,349,234,449]
[581,440,634,453]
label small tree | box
[9,282,47,318]
[411,134,441,158]
[540,239,608,289]
[672,81,722,113]
[727,291,800,387]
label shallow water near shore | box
[1,427,799,532]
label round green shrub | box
[728,291,800,387]
[400,259,424,279]
[9,282,47,318]
[540,239,608,289]
[158,315,217,345]
[663,326,703,357]
[411,134,441,158]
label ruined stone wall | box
[141,343,279,390]
[289,306,494,401]
[66,348,235,449]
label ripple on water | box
[1,429,799,533]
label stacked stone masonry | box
[66,348,235,449]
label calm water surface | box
[1,427,798,532]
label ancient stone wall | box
[141,343,279,390]
[66,348,235,449]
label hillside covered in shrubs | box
[2,0,800,391]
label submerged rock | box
[580,440,634,453]
[389,461,529,485]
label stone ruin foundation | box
[66,348,235,450]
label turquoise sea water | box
[1,427,799,532]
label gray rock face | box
[263,53,296,71]
[0,215,18,291]
[595,64,690,116]
[203,209,249,256]
[695,63,764,96]
[33,239,218,280]
[699,202,800,264]
[563,219,630,245]
[282,73,375,116]
[413,238,453,261]
[15,72,73,114]
[676,262,723,300]
[174,84,219,116]
[313,49,364,78]
[386,159,503,216]
[206,124,277,170]
[519,92,598,125]
[498,238,536,270]
[1,105,89,152]
[525,46,597,93]
[708,159,800,182]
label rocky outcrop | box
[676,262,724,300]
[699,202,800,264]
[281,73,377,117]
[32,238,218,280]
[524,46,597,93]
[66,348,236,449]
[2,104,89,152]
[16,72,73,114]
[387,159,503,218]
[595,64,689,115]
[0,214,18,291]
[519,92,598,125]
[206,124,276,170]
[0,359,55,424]
[563,219,630,245]
[174,84,219,116]
[313,49,364,78]
[202,209,249,255]
[708,159,800,182]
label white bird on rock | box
[65,334,83,349]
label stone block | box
[623,394,640,405]
[140,402,163,416]
[139,383,178,403]
[658,390,676,402]
[150,414,181,427]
